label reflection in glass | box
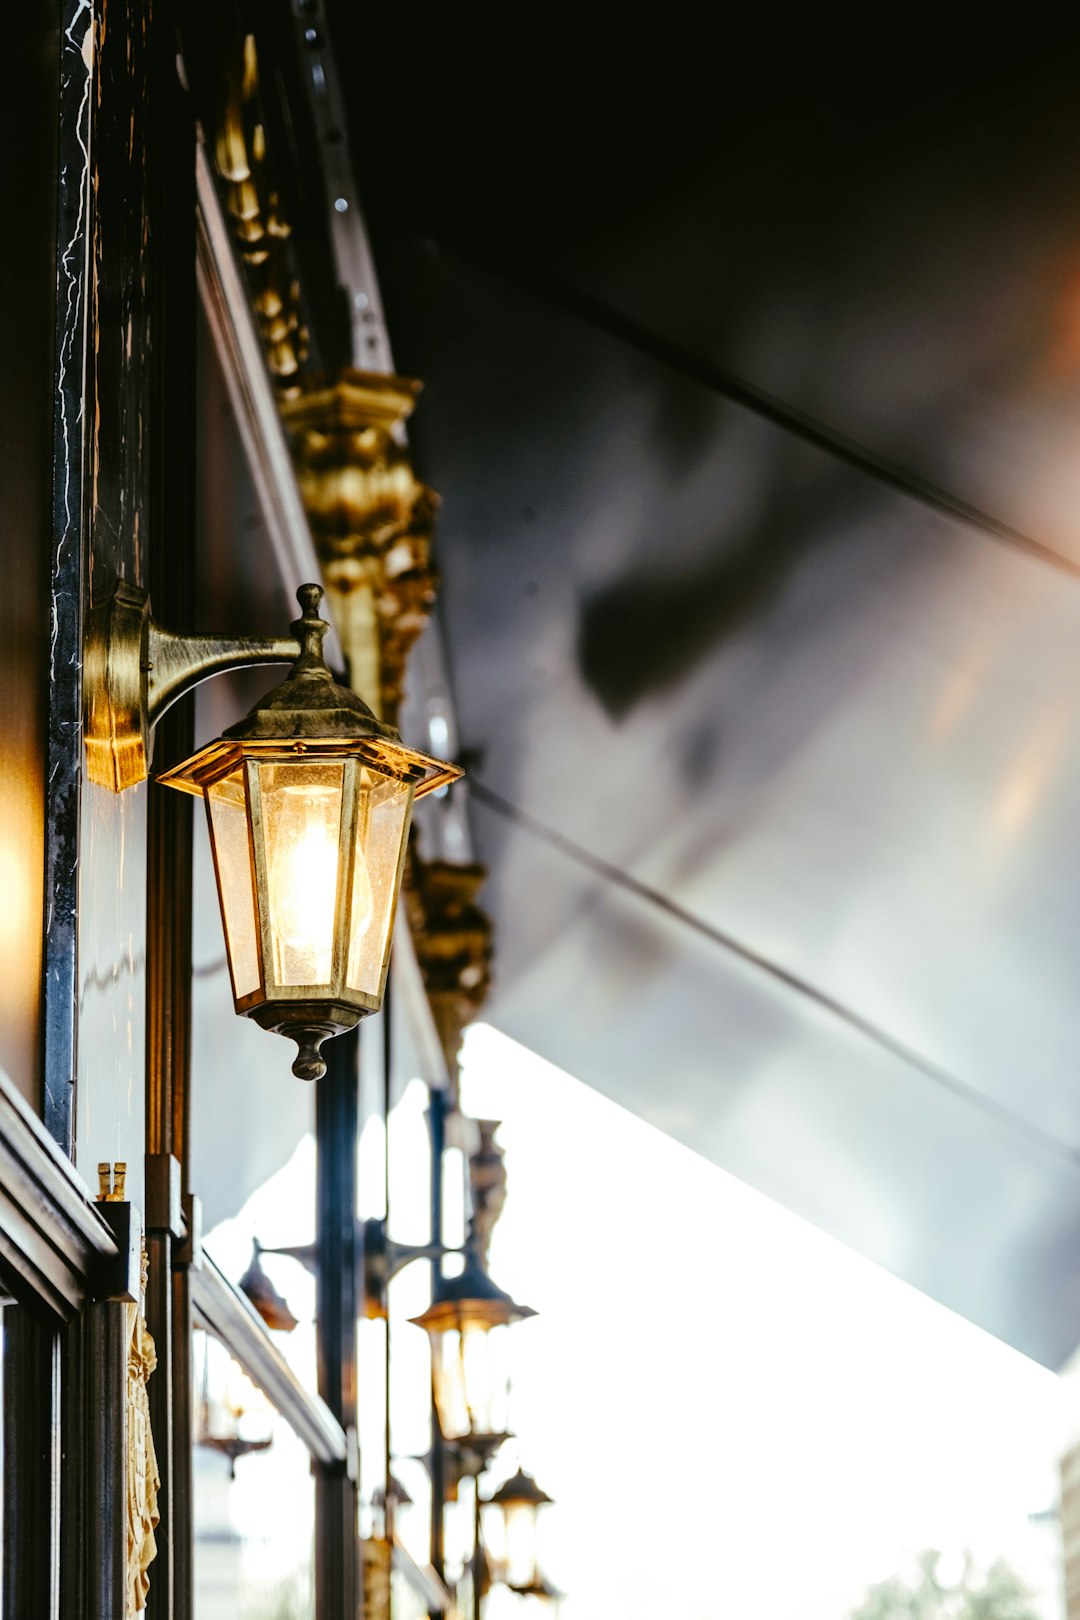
[207,772,260,999]
[259,763,343,987]
[193,1329,314,1620]
[345,770,411,998]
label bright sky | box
[202,1021,1070,1620]
[455,1022,1066,1620]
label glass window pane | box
[207,772,260,1000]
[347,773,413,996]
[258,762,343,988]
[194,1330,315,1620]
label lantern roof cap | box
[158,585,461,798]
[487,1466,554,1509]
[372,1473,413,1509]
[222,583,400,747]
[408,1248,537,1333]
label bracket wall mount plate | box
[84,580,300,793]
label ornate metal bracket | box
[84,579,300,792]
[249,1218,459,1322]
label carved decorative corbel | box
[468,1119,508,1268]
[213,33,309,386]
[280,370,439,723]
[361,1537,392,1620]
[126,1250,161,1617]
[406,855,493,1098]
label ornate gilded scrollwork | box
[281,370,439,724]
[214,34,309,387]
[94,1170,161,1615]
[406,855,493,1096]
[361,1536,392,1620]
[468,1119,508,1269]
[126,1251,161,1617]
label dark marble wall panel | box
[0,4,61,1105]
[71,0,160,1200]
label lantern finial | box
[291,1027,332,1082]
[291,584,330,675]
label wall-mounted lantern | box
[86,581,459,1077]
[409,1250,536,1476]
[153,585,457,1078]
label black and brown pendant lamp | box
[409,1246,536,1477]
[485,1466,554,1592]
[85,578,459,1079]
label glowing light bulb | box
[267,779,342,983]
[504,1503,538,1588]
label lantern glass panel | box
[257,761,344,987]
[207,769,260,999]
[503,1504,539,1589]
[346,770,414,997]
[431,1316,511,1441]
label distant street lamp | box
[485,1466,553,1591]
[410,1249,536,1476]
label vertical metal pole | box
[144,7,196,1605]
[472,1479,483,1620]
[84,1301,131,1618]
[383,972,394,1524]
[426,1085,447,1609]
[144,1227,175,1614]
[315,1029,361,1620]
[170,1265,194,1620]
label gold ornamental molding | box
[95,1167,160,1614]
[127,1283,160,1613]
[127,1274,161,1617]
[214,34,309,386]
[361,1537,392,1620]
[405,856,492,1093]
[469,1119,508,1269]
[281,370,440,726]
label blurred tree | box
[850,1549,1041,1620]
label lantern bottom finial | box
[291,1030,331,1082]
[248,1002,366,1082]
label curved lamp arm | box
[147,622,299,728]
[84,580,300,792]
[257,1218,463,1318]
